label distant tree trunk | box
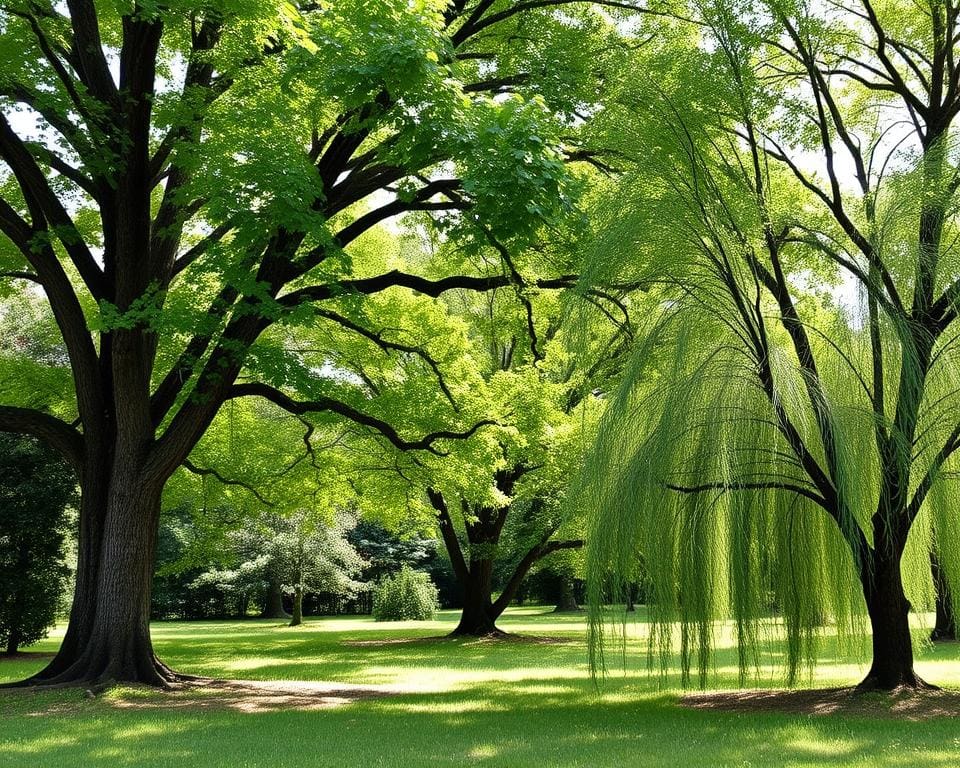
[626,583,636,612]
[5,629,21,656]
[261,575,290,619]
[930,552,956,642]
[289,586,303,627]
[554,576,580,612]
[427,484,583,637]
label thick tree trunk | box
[930,552,956,642]
[451,577,500,636]
[261,575,290,619]
[289,586,303,627]
[858,549,929,690]
[450,559,502,636]
[12,471,180,688]
[5,630,20,656]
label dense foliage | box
[372,566,440,622]
[0,434,75,655]
[580,0,960,690]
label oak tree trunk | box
[15,465,179,688]
[450,558,502,636]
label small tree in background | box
[372,567,439,622]
[279,509,367,627]
[0,435,75,655]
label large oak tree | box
[0,0,639,686]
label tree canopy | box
[580,0,960,690]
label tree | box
[581,0,960,690]
[0,0,637,686]
[0,434,75,655]
[415,241,635,635]
[277,508,367,627]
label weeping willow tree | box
[581,0,960,691]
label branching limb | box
[0,405,83,472]
[427,487,470,584]
[181,458,274,506]
[227,382,496,455]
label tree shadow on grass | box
[3,676,960,768]
[683,686,960,720]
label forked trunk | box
[858,548,929,690]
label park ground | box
[2,607,960,767]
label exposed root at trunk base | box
[0,654,206,692]
[682,685,960,720]
[447,627,511,640]
[854,672,939,693]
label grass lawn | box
[2,606,960,767]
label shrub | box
[372,567,439,621]
[0,435,75,655]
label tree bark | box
[450,557,503,636]
[857,547,930,690]
[8,467,179,688]
[5,630,21,656]
[289,586,303,627]
[262,575,290,619]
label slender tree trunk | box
[289,586,303,627]
[261,574,290,619]
[931,552,956,641]
[858,548,929,690]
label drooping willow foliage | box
[576,1,960,687]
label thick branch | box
[279,270,577,307]
[491,537,583,618]
[0,405,83,472]
[427,487,470,585]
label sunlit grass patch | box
[1,607,960,767]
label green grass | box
[1,607,960,767]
